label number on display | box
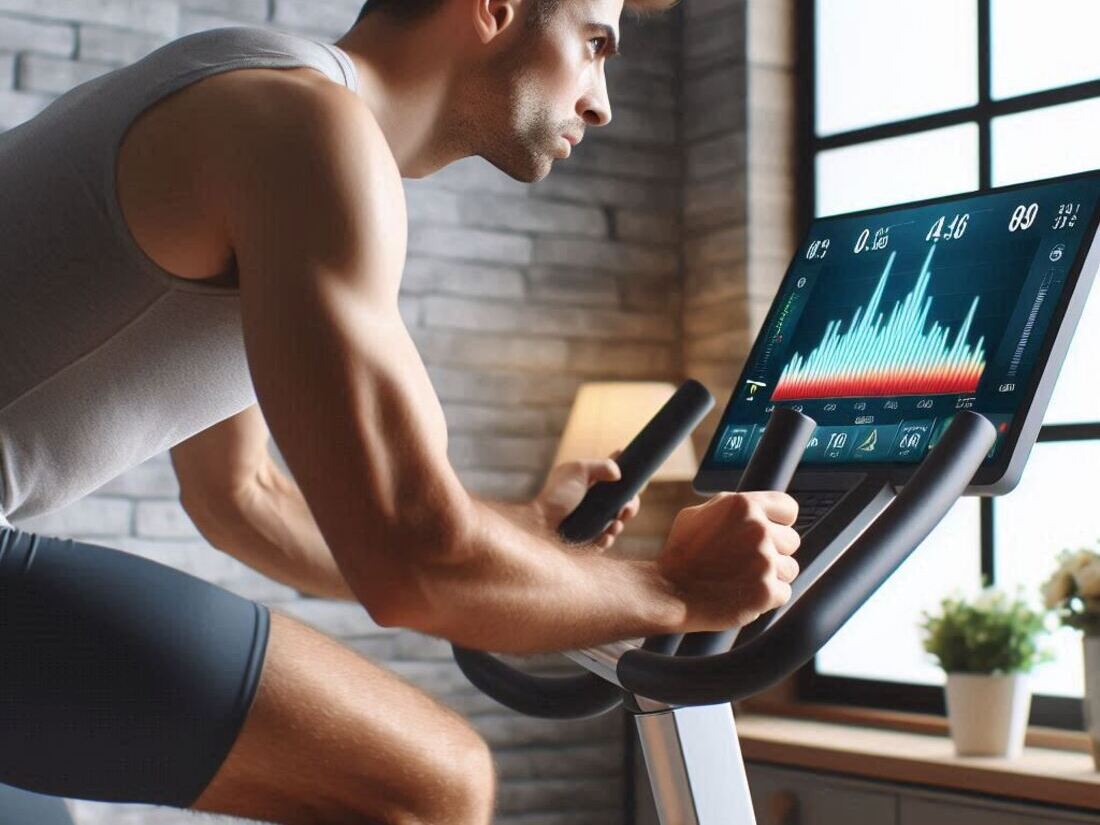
[1009,203,1038,232]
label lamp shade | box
[552,382,699,482]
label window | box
[800,0,1100,728]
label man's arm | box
[202,77,687,653]
[170,404,358,601]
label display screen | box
[703,173,1100,470]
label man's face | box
[471,0,623,182]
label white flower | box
[1076,560,1100,598]
[974,589,1000,611]
[1042,571,1073,609]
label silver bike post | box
[634,701,755,825]
[565,644,757,825]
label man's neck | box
[334,15,470,178]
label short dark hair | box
[354,0,440,25]
[353,0,674,27]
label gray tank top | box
[0,26,359,528]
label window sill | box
[734,700,1100,811]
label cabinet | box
[746,763,1100,825]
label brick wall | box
[0,1,700,824]
[680,0,797,458]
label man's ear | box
[472,0,519,44]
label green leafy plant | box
[1041,546,1100,636]
[919,585,1052,675]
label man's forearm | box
[189,461,359,602]
[398,497,687,654]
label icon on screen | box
[743,380,767,401]
[856,429,878,453]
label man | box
[0,1,801,823]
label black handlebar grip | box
[736,408,817,494]
[451,377,715,720]
[557,379,715,544]
[674,408,816,657]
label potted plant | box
[1041,546,1100,770]
[919,586,1051,758]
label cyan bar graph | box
[772,246,987,401]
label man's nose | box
[577,80,612,128]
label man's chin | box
[483,152,554,184]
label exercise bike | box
[453,386,996,825]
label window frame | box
[795,0,1100,729]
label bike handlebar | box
[452,385,995,713]
[614,410,995,705]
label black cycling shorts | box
[0,524,270,808]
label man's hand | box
[532,451,641,551]
[658,491,801,632]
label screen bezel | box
[694,168,1100,496]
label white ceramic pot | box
[944,672,1032,758]
[1082,635,1100,771]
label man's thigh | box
[0,524,494,824]
[0,525,269,807]
[190,608,495,825]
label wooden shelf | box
[736,711,1100,811]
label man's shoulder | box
[198,65,380,153]
[195,66,401,231]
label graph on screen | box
[772,246,987,401]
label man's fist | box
[658,491,801,632]
[533,451,640,551]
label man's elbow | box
[337,489,477,634]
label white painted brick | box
[272,0,358,35]
[429,365,582,406]
[602,102,677,145]
[398,293,421,326]
[413,328,569,372]
[429,155,531,197]
[532,237,678,276]
[460,193,608,238]
[401,257,526,299]
[614,209,680,245]
[527,266,620,308]
[408,225,532,266]
[177,8,250,33]
[0,87,52,128]
[0,0,179,37]
[179,0,265,19]
[0,48,15,86]
[567,137,679,182]
[403,180,463,225]
[92,454,180,496]
[443,403,547,436]
[0,13,75,55]
[78,23,168,62]
[134,499,202,538]
[13,495,132,536]
[565,340,677,378]
[18,52,112,93]
[531,170,678,210]
[449,434,556,472]
[423,296,676,342]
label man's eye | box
[588,37,607,54]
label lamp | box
[553,382,699,482]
